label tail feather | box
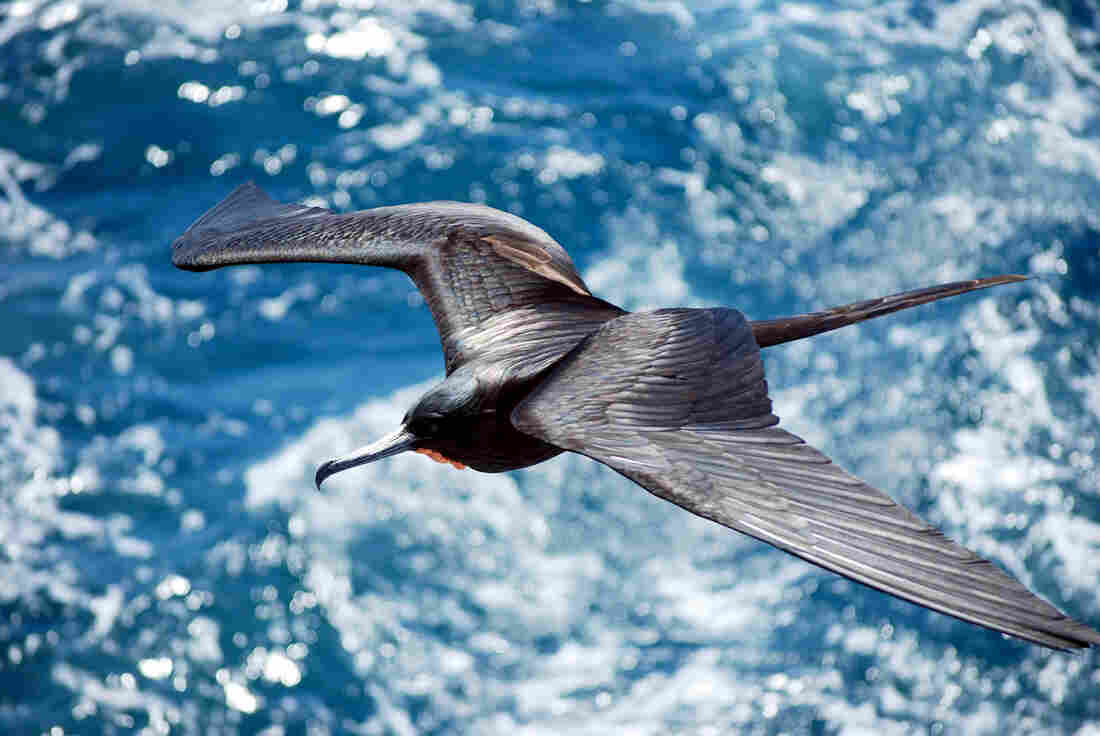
[751,275,1028,349]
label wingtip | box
[171,232,221,272]
[170,180,288,272]
[1065,619,1100,650]
[171,236,205,272]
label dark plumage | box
[174,182,1100,649]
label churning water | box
[2,0,1100,733]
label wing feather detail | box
[173,182,623,374]
[513,308,1100,649]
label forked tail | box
[750,275,1027,349]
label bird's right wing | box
[173,182,623,375]
[512,308,1100,649]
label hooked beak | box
[315,427,417,488]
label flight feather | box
[513,308,1100,649]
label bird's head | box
[314,373,482,488]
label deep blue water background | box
[3,0,1100,733]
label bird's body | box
[407,361,564,473]
[174,181,1100,650]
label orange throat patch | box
[415,448,467,470]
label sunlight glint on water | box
[1,0,1098,733]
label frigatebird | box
[173,181,1100,649]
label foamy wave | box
[584,208,694,311]
[0,359,66,593]
[0,358,172,586]
[0,150,96,260]
[594,0,1100,313]
[0,361,203,731]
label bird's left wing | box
[173,182,622,375]
[512,308,1100,649]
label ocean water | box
[2,0,1100,733]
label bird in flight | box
[174,182,1099,650]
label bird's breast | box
[434,413,563,473]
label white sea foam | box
[0,358,64,579]
[53,663,180,732]
[0,358,171,580]
[0,149,95,260]
[584,208,693,311]
[758,153,881,237]
[0,359,196,724]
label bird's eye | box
[411,417,441,436]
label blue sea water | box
[3,0,1100,733]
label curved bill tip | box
[314,427,417,489]
[314,460,337,490]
